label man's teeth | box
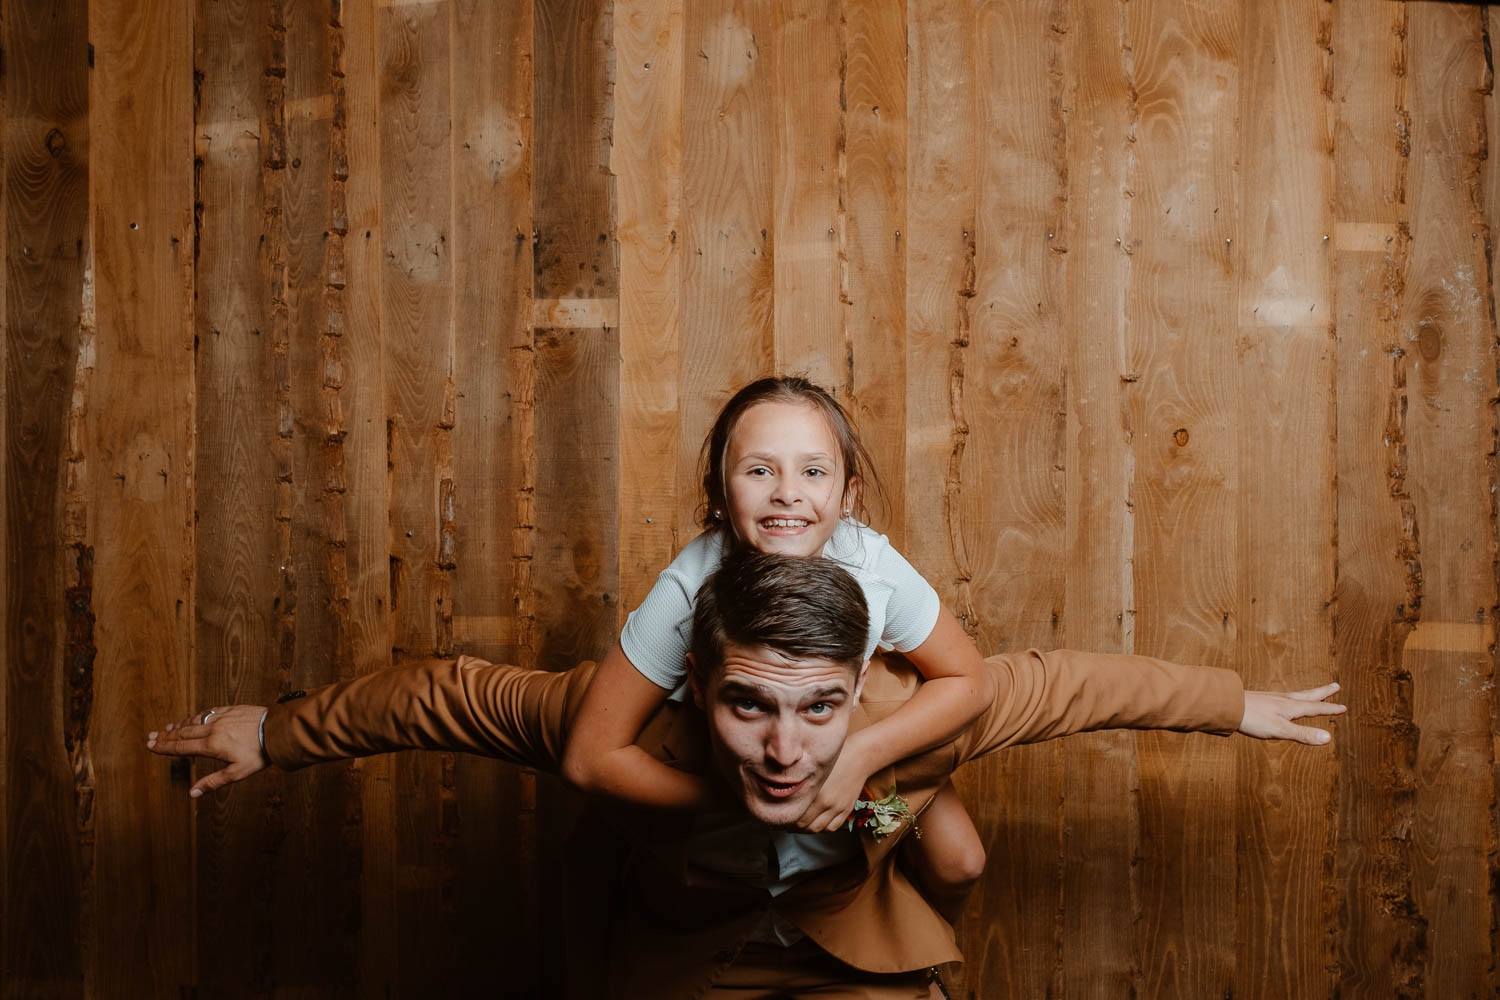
[763,518,810,528]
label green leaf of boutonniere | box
[845,786,920,841]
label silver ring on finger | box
[201,709,216,724]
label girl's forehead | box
[728,400,840,451]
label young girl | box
[561,376,997,918]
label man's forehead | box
[713,643,857,691]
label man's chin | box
[742,778,815,827]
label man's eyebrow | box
[804,685,848,701]
[718,681,771,700]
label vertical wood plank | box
[1233,0,1338,995]
[770,0,839,384]
[533,2,619,991]
[616,0,683,614]
[952,0,1073,996]
[678,0,775,530]
[3,0,89,992]
[1125,0,1241,993]
[840,0,906,538]
[336,0,400,991]
[1059,0,1141,992]
[1328,0,1420,992]
[448,0,538,990]
[290,1,375,991]
[0,0,8,978]
[1403,6,1496,995]
[191,0,284,991]
[377,0,458,991]
[87,0,195,992]
[535,0,617,302]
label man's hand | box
[147,705,271,797]
[795,742,872,833]
[1239,682,1345,745]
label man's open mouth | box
[753,775,807,799]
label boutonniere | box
[845,787,919,841]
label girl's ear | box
[842,475,861,515]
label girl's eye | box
[804,468,826,478]
[746,466,770,477]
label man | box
[149,549,1342,998]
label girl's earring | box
[713,508,724,520]
[842,508,852,517]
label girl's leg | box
[902,781,986,924]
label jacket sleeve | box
[958,649,1245,763]
[262,655,597,772]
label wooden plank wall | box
[3,1,1497,996]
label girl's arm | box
[560,643,716,809]
[797,607,995,832]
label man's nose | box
[763,719,803,770]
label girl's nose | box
[770,477,803,504]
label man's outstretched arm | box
[147,656,596,797]
[959,649,1344,761]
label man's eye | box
[806,702,832,717]
[734,699,764,714]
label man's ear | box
[852,658,870,704]
[687,654,706,709]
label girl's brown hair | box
[698,376,883,534]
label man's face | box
[692,642,868,827]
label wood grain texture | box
[190,0,284,992]
[616,0,683,615]
[3,0,89,992]
[448,0,539,990]
[1058,0,1141,993]
[334,0,402,991]
[1233,0,1339,995]
[535,0,617,301]
[2,0,89,995]
[770,0,840,385]
[957,1,1073,995]
[1403,5,1496,995]
[1328,0,1421,994]
[86,0,195,991]
[1125,0,1241,993]
[375,1,464,993]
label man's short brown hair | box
[690,548,868,677]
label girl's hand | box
[796,747,872,833]
[146,705,270,797]
[1239,683,1346,745]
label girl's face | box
[722,400,856,557]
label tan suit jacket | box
[263,650,1244,996]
